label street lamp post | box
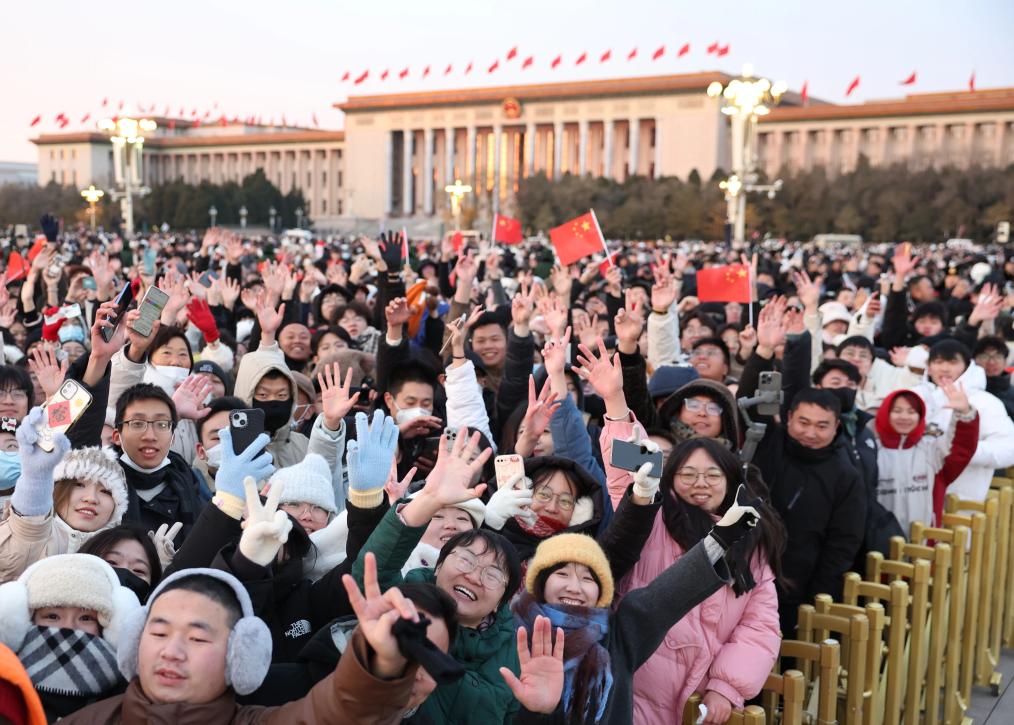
[268,206,277,232]
[707,64,787,247]
[239,205,248,229]
[80,185,105,232]
[98,116,156,237]
[443,179,473,230]
[209,205,218,228]
[295,207,304,229]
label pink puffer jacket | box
[617,510,781,723]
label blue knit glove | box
[346,410,399,508]
[214,427,274,500]
[11,406,71,517]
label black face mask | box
[254,399,292,433]
[827,386,857,413]
[114,567,152,603]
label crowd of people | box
[0,216,1012,724]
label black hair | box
[912,301,948,326]
[311,326,353,356]
[680,309,717,335]
[435,529,521,611]
[812,359,862,386]
[468,312,507,338]
[332,300,372,327]
[0,365,33,408]
[928,339,971,368]
[499,402,527,454]
[907,274,932,290]
[154,573,243,628]
[387,360,438,400]
[146,326,194,369]
[79,523,163,587]
[787,387,841,419]
[530,465,582,499]
[835,335,874,356]
[532,561,601,604]
[115,383,178,427]
[259,368,291,385]
[692,336,731,367]
[398,583,459,648]
[196,395,247,441]
[974,335,1008,360]
[660,438,786,595]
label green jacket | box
[353,506,521,724]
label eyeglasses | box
[0,389,28,402]
[447,549,508,590]
[841,350,872,361]
[676,467,726,486]
[533,485,576,511]
[280,502,329,518]
[691,348,723,359]
[683,399,723,416]
[975,353,1006,363]
[119,419,174,434]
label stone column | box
[466,126,477,189]
[578,119,589,176]
[444,127,455,184]
[628,119,640,177]
[602,120,614,179]
[423,128,434,215]
[385,131,395,215]
[525,122,536,177]
[553,121,563,179]
[402,129,414,216]
[492,124,502,213]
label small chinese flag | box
[399,67,409,79]
[423,65,431,78]
[492,213,523,245]
[696,264,752,303]
[652,45,665,60]
[800,80,809,105]
[845,75,861,96]
[312,112,319,126]
[341,71,350,82]
[899,71,916,86]
[678,43,690,57]
[551,55,562,69]
[521,56,534,69]
[707,42,719,54]
[575,52,587,65]
[969,71,976,92]
[5,252,28,282]
[101,97,108,107]
[354,70,369,84]
[488,59,499,74]
[451,231,465,252]
[507,46,518,61]
[444,64,453,75]
[549,211,606,266]
[627,48,637,60]
[716,44,730,57]
[600,49,611,63]
[29,115,41,127]
[465,62,473,74]
[381,69,390,80]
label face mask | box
[0,451,21,490]
[392,403,431,426]
[827,386,857,412]
[204,443,223,469]
[143,365,190,397]
[254,399,292,433]
[113,566,152,603]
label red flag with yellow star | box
[696,264,752,303]
[549,211,606,266]
[492,213,523,244]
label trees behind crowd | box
[515,156,1014,243]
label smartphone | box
[130,286,170,337]
[36,380,93,452]
[610,439,664,479]
[494,454,526,490]
[229,408,266,456]
[61,303,82,320]
[142,248,157,276]
[101,282,135,343]
[198,270,220,288]
[757,371,783,416]
[420,435,442,459]
[443,426,458,453]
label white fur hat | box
[53,447,129,524]
[0,553,140,651]
[269,454,336,515]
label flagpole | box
[589,209,612,267]
[747,260,754,328]
[491,213,497,247]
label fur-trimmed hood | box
[657,378,741,446]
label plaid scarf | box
[17,626,123,697]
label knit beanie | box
[269,454,336,514]
[525,533,614,607]
[53,447,129,524]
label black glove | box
[39,214,59,243]
[379,231,406,269]
[392,613,464,685]
[710,484,762,551]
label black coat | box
[986,373,1014,421]
[118,451,206,546]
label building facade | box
[30,72,1014,233]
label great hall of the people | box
[31,71,1014,234]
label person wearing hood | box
[973,335,1014,420]
[232,300,347,475]
[874,386,979,535]
[912,339,1014,502]
[0,553,140,721]
[0,411,128,581]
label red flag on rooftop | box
[444,64,453,75]
[354,70,369,84]
[716,44,730,57]
[29,115,40,127]
[423,66,431,78]
[492,213,523,244]
[652,45,665,60]
[118,100,124,110]
[507,46,518,61]
[522,56,533,69]
[600,49,611,63]
[341,71,350,82]
[706,42,719,54]
[399,67,409,79]
[575,52,587,65]
[101,97,108,107]
[55,113,66,122]
[696,264,752,303]
[465,62,473,74]
[800,80,809,105]
[969,71,976,92]
[551,55,562,69]
[845,75,861,96]
[312,112,319,126]
[549,211,607,266]
[899,71,917,86]
[381,69,390,80]
[627,48,637,60]
[80,113,90,124]
[488,59,499,73]
[59,118,69,129]
[678,43,690,57]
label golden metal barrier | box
[799,604,869,724]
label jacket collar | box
[121,678,238,724]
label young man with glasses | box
[973,336,1014,420]
[689,337,732,384]
[0,365,33,421]
[111,382,206,547]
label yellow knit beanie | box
[525,533,614,607]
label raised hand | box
[27,345,68,401]
[87,250,114,299]
[889,346,911,368]
[217,276,241,310]
[574,338,623,403]
[511,279,536,336]
[317,362,359,430]
[449,306,484,361]
[187,298,220,343]
[238,476,293,567]
[516,376,562,457]
[90,299,128,361]
[124,308,160,361]
[891,242,918,283]
[604,265,622,297]
[342,553,420,678]
[158,267,190,324]
[385,465,417,505]
[148,522,183,569]
[225,234,243,265]
[756,296,788,356]
[0,299,16,329]
[710,484,762,551]
[257,295,286,342]
[537,294,568,342]
[172,374,213,420]
[941,381,972,414]
[792,270,822,312]
[346,410,400,494]
[385,296,411,332]
[651,270,679,312]
[969,282,1004,326]
[572,311,600,350]
[549,265,572,300]
[485,473,536,529]
[541,326,571,378]
[499,616,565,715]
[214,427,274,500]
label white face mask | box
[393,403,431,426]
[204,443,223,469]
[143,365,191,396]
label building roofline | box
[761,88,1014,123]
[31,129,345,148]
[335,71,739,112]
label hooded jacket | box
[913,362,1014,502]
[873,390,979,535]
[657,379,741,448]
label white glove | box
[148,522,183,569]
[484,474,536,530]
[239,476,294,567]
[627,428,661,500]
[711,484,762,551]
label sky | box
[3,0,1012,164]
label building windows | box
[322,171,327,187]
[49,150,54,161]
[71,149,76,160]
[307,171,312,188]
[337,199,343,214]
[322,199,327,213]
[337,171,343,187]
